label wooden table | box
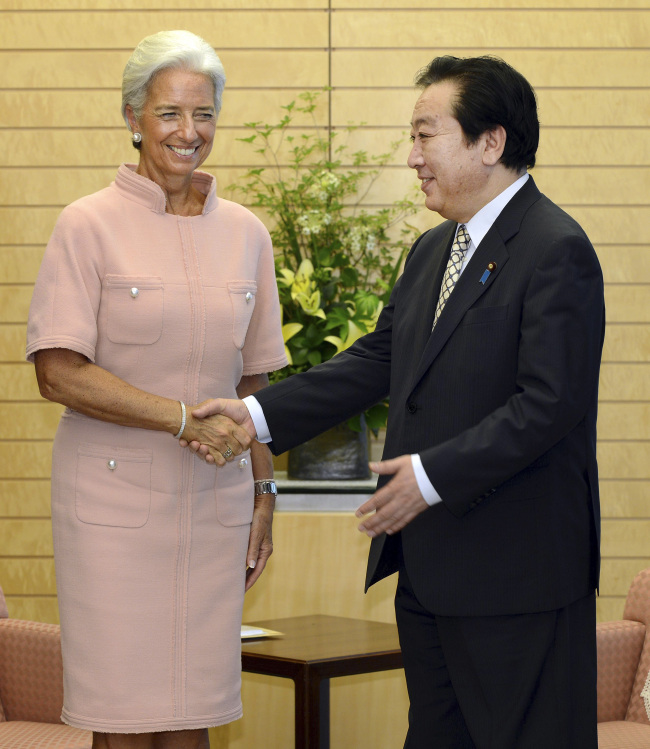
[241,614,403,749]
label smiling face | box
[408,81,492,224]
[126,67,216,186]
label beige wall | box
[1,0,649,746]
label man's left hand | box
[356,455,429,537]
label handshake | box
[178,398,256,466]
[178,397,431,539]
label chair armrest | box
[597,620,646,722]
[0,619,65,724]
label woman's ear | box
[125,104,138,134]
[482,125,507,166]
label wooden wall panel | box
[1,11,329,49]
[601,481,650,517]
[599,404,650,440]
[13,125,646,174]
[332,0,647,6]
[604,286,650,323]
[332,48,650,87]
[338,166,650,208]
[340,128,650,167]
[0,519,53,556]
[0,248,45,284]
[566,207,648,244]
[0,363,42,400]
[3,90,330,130]
[598,443,649,480]
[3,0,327,8]
[0,325,29,361]
[0,480,51,516]
[1,129,323,174]
[1,2,648,746]
[0,403,64,439]
[331,88,650,127]
[598,249,650,282]
[0,208,62,244]
[599,363,650,399]
[0,444,52,478]
[331,10,649,47]
[603,326,650,361]
[1,49,328,89]
[0,287,32,323]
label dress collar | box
[114,163,218,216]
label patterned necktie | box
[432,224,471,329]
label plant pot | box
[287,421,370,480]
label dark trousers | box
[395,564,597,749]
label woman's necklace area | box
[164,188,204,216]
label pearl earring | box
[132,132,142,143]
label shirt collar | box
[463,173,529,247]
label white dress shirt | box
[245,173,529,506]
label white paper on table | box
[241,624,282,639]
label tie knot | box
[455,224,470,250]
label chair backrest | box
[0,586,6,721]
[623,568,650,725]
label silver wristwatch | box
[254,479,277,496]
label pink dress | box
[26,164,287,733]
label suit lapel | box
[408,223,456,356]
[408,177,542,391]
[410,235,509,387]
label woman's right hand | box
[181,400,253,466]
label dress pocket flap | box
[227,281,257,350]
[75,443,152,527]
[104,275,164,345]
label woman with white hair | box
[26,30,287,749]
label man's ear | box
[482,125,507,166]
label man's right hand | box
[180,398,256,464]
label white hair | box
[121,30,226,129]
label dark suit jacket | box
[256,177,605,617]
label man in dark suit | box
[190,56,605,748]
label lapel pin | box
[479,262,497,285]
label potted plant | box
[230,91,421,478]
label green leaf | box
[307,350,322,367]
[364,402,390,435]
[347,413,363,432]
[340,267,358,287]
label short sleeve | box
[26,204,102,363]
[240,227,288,376]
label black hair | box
[415,55,539,171]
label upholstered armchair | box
[0,585,91,747]
[598,567,650,748]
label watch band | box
[254,479,277,496]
